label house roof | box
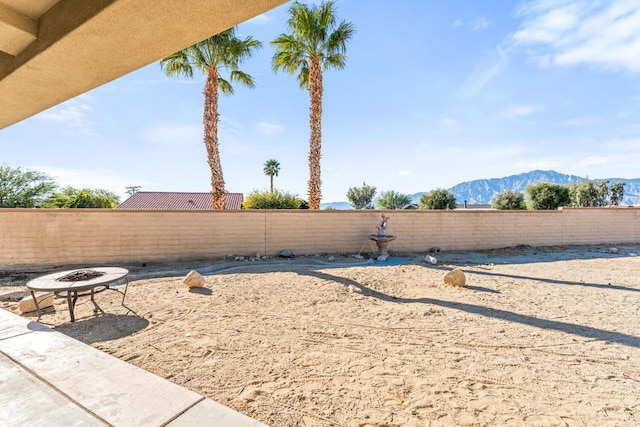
[0,0,286,129]
[117,192,243,210]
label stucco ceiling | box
[0,0,287,130]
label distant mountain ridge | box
[446,170,640,205]
[321,170,640,209]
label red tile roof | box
[116,192,243,210]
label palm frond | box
[297,66,310,89]
[325,21,355,54]
[218,77,234,95]
[323,53,346,71]
[159,51,194,78]
[229,70,255,88]
[272,0,354,85]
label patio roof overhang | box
[0,0,287,130]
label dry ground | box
[3,245,640,426]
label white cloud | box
[577,156,611,167]
[453,19,464,27]
[35,98,97,135]
[139,122,202,146]
[457,46,508,97]
[246,13,273,25]
[256,121,284,137]
[33,166,138,198]
[500,105,540,118]
[470,17,491,30]
[560,116,599,126]
[512,0,640,73]
[514,159,563,170]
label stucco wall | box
[1,208,638,268]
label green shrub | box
[568,179,626,207]
[242,189,305,209]
[375,190,412,209]
[419,188,456,210]
[491,190,525,210]
[346,182,376,209]
[525,182,570,210]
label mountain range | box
[320,170,640,209]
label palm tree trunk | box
[308,56,323,210]
[203,66,226,209]
[270,174,274,193]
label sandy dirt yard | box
[3,245,640,426]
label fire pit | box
[26,267,129,322]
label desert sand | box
[3,245,640,426]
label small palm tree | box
[271,1,355,209]
[161,28,262,209]
[375,190,412,210]
[263,159,280,192]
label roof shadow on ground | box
[468,269,640,293]
[299,269,640,349]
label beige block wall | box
[1,208,638,268]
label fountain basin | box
[368,234,396,242]
[369,234,396,261]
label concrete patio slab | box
[169,397,267,426]
[0,352,106,426]
[0,329,202,426]
[0,308,264,426]
[0,307,50,341]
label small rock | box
[362,412,369,419]
[424,255,438,264]
[347,285,363,294]
[183,270,205,288]
[607,247,619,254]
[377,254,388,261]
[261,256,269,260]
[278,249,296,258]
[185,332,191,337]
[255,252,261,259]
[443,268,466,288]
[429,247,441,253]
[353,254,364,259]
[327,255,336,262]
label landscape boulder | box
[183,270,205,289]
[18,292,54,314]
[443,268,466,288]
[278,249,296,258]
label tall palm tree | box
[161,28,262,209]
[263,159,280,192]
[271,1,354,210]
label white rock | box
[327,255,336,262]
[424,255,438,264]
[183,270,205,288]
[348,285,363,294]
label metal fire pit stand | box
[26,267,129,322]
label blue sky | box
[2,0,640,204]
